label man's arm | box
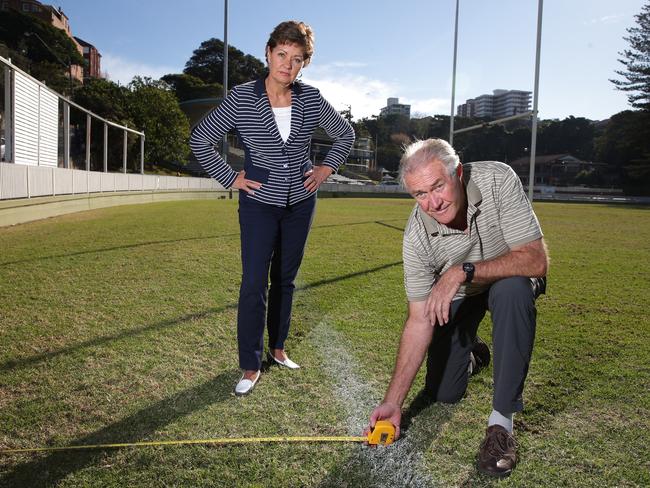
[425,237,549,327]
[367,300,432,439]
[473,236,548,282]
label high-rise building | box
[380,97,411,118]
[457,89,531,120]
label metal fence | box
[1,55,138,192]
[0,54,229,200]
[2,54,145,172]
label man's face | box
[404,159,465,227]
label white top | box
[272,106,292,142]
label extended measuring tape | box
[0,421,396,454]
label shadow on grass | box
[311,218,405,230]
[373,221,405,232]
[515,358,590,436]
[0,306,236,372]
[0,233,241,267]
[317,391,455,488]
[1,261,402,373]
[0,219,405,268]
[0,370,239,488]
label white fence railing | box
[0,162,223,200]
[2,54,146,180]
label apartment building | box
[457,89,531,120]
[380,97,411,118]
[74,37,102,79]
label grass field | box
[0,197,649,487]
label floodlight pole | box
[222,0,229,165]
[528,0,544,201]
[449,0,460,146]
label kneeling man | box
[368,139,548,477]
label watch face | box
[463,262,474,282]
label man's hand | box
[304,165,333,192]
[365,303,433,445]
[425,266,464,326]
[231,170,262,194]
[365,402,402,441]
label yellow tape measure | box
[0,421,395,454]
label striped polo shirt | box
[403,161,543,302]
[190,78,354,207]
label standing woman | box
[190,21,354,396]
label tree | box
[183,38,265,91]
[357,112,602,178]
[610,2,650,111]
[71,77,190,169]
[595,110,650,193]
[537,117,595,160]
[455,124,509,162]
[127,77,190,165]
[160,73,223,102]
[72,78,131,123]
[339,105,353,123]
[0,9,84,95]
[410,116,433,140]
[71,78,133,171]
[357,115,410,171]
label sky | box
[57,0,646,121]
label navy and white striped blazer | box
[190,78,355,207]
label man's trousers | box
[425,276,546,413]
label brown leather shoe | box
[477,425,517,477]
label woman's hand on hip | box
[232,170,262,195]
[304,165,333,192]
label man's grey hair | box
[398,138,460,187]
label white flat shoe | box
[234,371,260,396]
[268,352,300,369]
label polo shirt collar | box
[418,207,443,236]
[464,166,483,208]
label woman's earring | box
[297,71,303,80]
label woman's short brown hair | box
[266,21,315,67]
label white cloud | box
[403,97,450,117]
[325,61,368,69]
[303,62,450,120]
[583,14,625,25]
[302,73,392,119]
[99,55,450,119]
[101,52,178,85]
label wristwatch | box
[462,262,475,283]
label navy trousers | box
[425,276,546,413]
[237,194,316,371]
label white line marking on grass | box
[309,320,437,488]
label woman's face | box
[266,42,305,86]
